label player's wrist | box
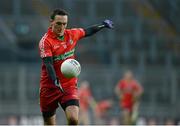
[53,78,60,86]
[53,78,64,93]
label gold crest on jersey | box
[69,39,73,45]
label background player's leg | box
[65,105,79,125]
[43,114,56,125]
[131,102,139,124]
[122,109,131,125]
[79,110,90,125]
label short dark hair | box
[50,9,68,20]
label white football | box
[61,59,81,78]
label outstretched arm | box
[115,86,123,100]
[84,19,113,37]
[43,57,64,92]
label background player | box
[39,9,113,125]
[94,99,113,124]
[78,80,97,125]
[115,70,143,124]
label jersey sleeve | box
[39,35,52,58]
[70,28,85,41]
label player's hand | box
[103,19,114,29]
[54,78,64,93]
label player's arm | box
[115,85,120,96]
[43,57,64,92]
[115,84,123,100]
[84,19,113,37]
[133,81,143,102]
[89,97,97,110]
[135,82,143,97]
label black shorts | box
[42,99,79,118]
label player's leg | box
[42,111,56,125]
[65,105,79,125]
[60,83,80,125]
[61,99,79,125]
[122,108,131,125]
[131,102,139,124]
[79,110,90,125]
[40,87,60,125]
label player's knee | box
[42,111,56,125]
[67,116,78,125]
[43,117,56,125]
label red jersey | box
[39,28,85,88]
[117,79,142,108]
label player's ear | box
[50,19,53,23]
[50,19,54,26]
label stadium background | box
[0,0,179,124]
